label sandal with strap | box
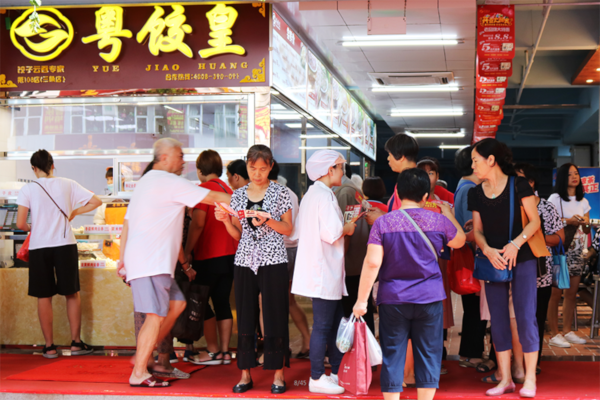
[222,351,233,365]
[71,340,94,356]
[189,351,223,365]
[43,344,58,359]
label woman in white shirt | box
[16,150,102,359]
[547,163,591,348]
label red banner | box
[477,5,515,61]
[476,74,508,89]
[477,86,507,100]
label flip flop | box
[481,374,500,384]
[459,358,480,368]
[151,368,191,379]
[477,360,496,373]
[130,377,170,387]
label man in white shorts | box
[118,138,231,388]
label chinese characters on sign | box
[1,3,269,90]
[82,6,132,63]
[582,175,600,194]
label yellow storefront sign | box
[199,4,246,59]
[136,5,193,58]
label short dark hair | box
[514,162,539,191]
[345,163,353,179]
[362,177,386,201]
[416,156,439,175]
[268,160,280,181]
[196,150,223,177]
[30,149,53,175]
[227,159,249,180]
[246,144,273,166]
[473,138,515,176]
[455,146,474,177]
[106,167,113,179]
[384,134,419,162]
[397,168,430,202]
[554,163,584,201]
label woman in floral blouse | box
[215,145,293,395]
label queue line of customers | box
[17,136,593,399]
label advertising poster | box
[254,106,270,146]
[477,86,507,100]
[478,58,513,77]
[272,12,307,107]
[477,5,515,61]
[332,78,350,138]
[476,73,508,89]
[166,107,185,134]
[553,167,600,223]
[42,106,65,135]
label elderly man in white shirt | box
[292,150,356,394]
[118,138,231,388]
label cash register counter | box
[0,267,137,346]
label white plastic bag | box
[336,315,356,353]
[363,318,382,366]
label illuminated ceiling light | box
[299,146,351,150]
[271,89,280,95]
[341,39,460,47]
[596,68,600,71]
[390,109,464,117]
[586,79,594,83]
[286,123,315,129]
[270,113,302,120]
[164,105,183,113]
[439,145,468,149]
[271,104,287,110]
[372,86,460,93]
[406,129,465,138]
[343,34,458,41]
[349,162,361,166]
[300,134,338,139]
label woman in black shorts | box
[16,150,102,358]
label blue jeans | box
[310,298,344,380]
[379,302,444,392]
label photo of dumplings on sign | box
[215,202,273,220]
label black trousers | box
[341,275,376,335]
[459,293,489,359]
[536,286,552,365]
[235,264,290,370]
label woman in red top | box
[184,150,238,365]
[416,157,454,375]
[362,177,388,212]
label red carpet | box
[1,354,599,399]
[6,356,206,383]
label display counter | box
[0,267,135,346]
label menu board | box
[272,12,376,160]
[272,12,307,107]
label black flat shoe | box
[233,380,253,393]
[271,382,286,394]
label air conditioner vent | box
[368,72,454,86]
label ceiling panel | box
[295,9,346,27]
[309,25,354,41]
[444,48,476,61]
[338,9,368,25]
[369,60,449,72]
[361,48,447,62]
[446,60,475,70]
[441,23,477,39]
[439,7,476,24]
[405,9,441,24]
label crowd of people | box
[15,135,596,398]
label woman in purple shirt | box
[353,169,465,400]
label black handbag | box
[473,176,515,283]
[172,279,210,343]
[559,200,578,249]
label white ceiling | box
[278,0,477,146]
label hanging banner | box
[0,3,270,91]
[476,103,503,116]
[477,87,507,100]
[476,74,508,89]
[478,58,513,77]
[477,5,515,61]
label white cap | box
[306,150,345,181]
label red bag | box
[16,234,31,262]
[339,319,372,395]
[447,244,481,295]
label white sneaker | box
[330,373,339,385]
[309,374,345,394]
[549,334,571,348]
[564,331,587,344]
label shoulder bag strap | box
[212,180,229,194]
[399,209,438,262]
[456,180,476,194]
[33,181,69,238]
[509,176,514,242]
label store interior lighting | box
[390,109,464,117]
[299,134,338,139]
[270,113,302,120]
[406,129,465,138]
[299,146,351,150]
[341,39,460,47]
[372,86,460,93]
[285,123,315,129]
[439,145,468,149]
[163,105,183,113]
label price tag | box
[83,225,123,234]
[79,260,106,268]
